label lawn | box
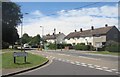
[2,52,48,69]
[89,51,120,56]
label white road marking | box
[102,67,108,69]
[111,69,117,71]
[95,68,103,70]
[75,61,80,64]
[81,64,87,67]
[87,64,92,66]
[70,62,75,64]
[78,56,100,60]
[88,66,94,68]
[105,70,113,72]
[115,72,119,74]
[76,63,80,65]
[94,65,100,67]
[81,63,86,65]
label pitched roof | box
[43,33,65,40]
[65,26,114,39]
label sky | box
[15,2,119,37]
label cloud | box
[58,4,118,18]
[31,10,44,17]
[17,4,118,37]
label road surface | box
[18,50,119,75]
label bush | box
[75,43,89,50]
[48,43,57,49]
[105,40,120,52]
[105,45,120,52]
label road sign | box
[13,52,28,63]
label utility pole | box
[21,13,28,52]
[40,26,44,50]
[54,28,56,50]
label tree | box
[2,2,22,48]
[30,34,41,45]
[21,33,32,44]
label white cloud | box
[31,10,44,17]
[17,4,118,37]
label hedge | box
[105,45,120,52]
[74,43,89,50]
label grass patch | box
[2,49,20,52]
[89,51,120,56]
[2,52,48,69]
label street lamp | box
[21,13,28,52]
[40,26,44,50]
[54,28,57,50]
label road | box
[19,50,119,75]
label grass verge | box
[89,51,120,56]
[2,52,48,69]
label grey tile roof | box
[43,33,64,40]
[65,26,114,39]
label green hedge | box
[105,45,120,52]
[47,43,57,49]
[75,43,89,50]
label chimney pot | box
[75,30,77,32]
[105,24,108,27]
[80,28,83,32]
[59,32,61,34]
[91,26,94,30]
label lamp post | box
[40,26,44,50]
[21,13,28,52]
[54,28,57,50]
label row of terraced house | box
[43,24,120,48]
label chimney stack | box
[75,30,77,32]
[59,32,61,34]
[105,24,108,27]
[53,33,55,35]
[91,26,94,30]
[80,28,83,32]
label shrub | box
[105,40,120,52]
[105,45,120,52]
[48,43,57,49]
[75,43,89,50]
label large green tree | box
[30,34,41,45]
[21,33,32,44]
[2,2,22,48]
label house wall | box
[93,35,106,47]
[47,39,54,43]
[106,26,120,43]
[56,34,66,44]
[65,37,93,45]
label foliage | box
[2,2,22,48]
[2,41,9,49]
[75,43,89,50]
[105,40,120,52]
[30,34,41,45]
[2,52,48,69]
[47,43,57,49]
[21,33,32,44]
